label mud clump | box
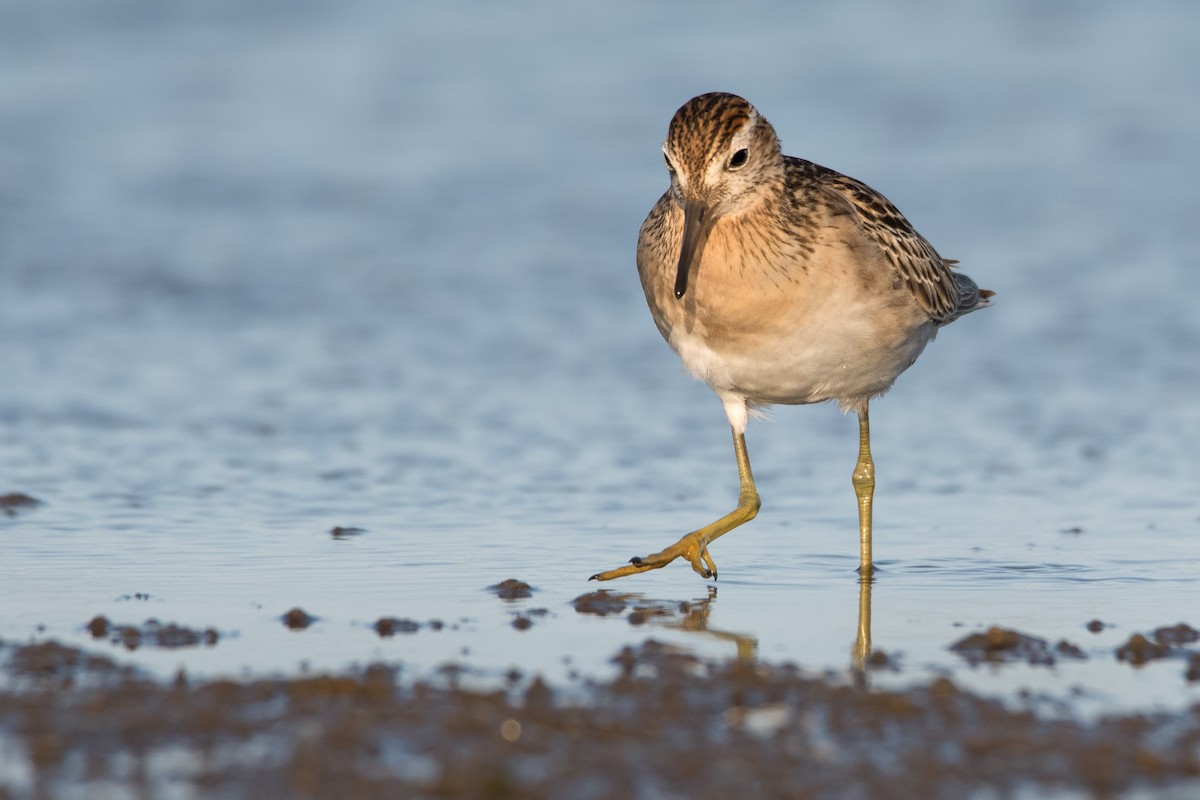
[510,609,550,631]
[3,637,1199,800]
[488,579,534,600]
[1054,639,1087,659]
[373,617,421,637]
[330,526,366,539]
[1115,623,1200,668]
[1116,634,1171,666]
[86,615,110,638]
[0,492,41,516]
[950,626,1086,667]
[371,617,448,637]
[865,649,900,671]
[572,589,629,616]
[282,608,316,630]
[1151,623,1199,647]
[85,617,218,650]
[6,641,125,685]
[572,592,729,641]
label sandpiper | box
[590,92,991,582]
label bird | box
[590,92,991,583]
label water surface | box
[2,0,1199,720]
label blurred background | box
[1,0,1198,702]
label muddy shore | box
[3,626,1199,799]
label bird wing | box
[806,160,963,322]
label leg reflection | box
[576,585,758,661]
[670,586,758,660]
[852,576,873,673]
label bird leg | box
[852,406,876,577]
[590,428,760,581]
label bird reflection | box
[575,575,875,671]
[658,580,874,671]
[666,586,758,660]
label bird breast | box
[638,200,936,408]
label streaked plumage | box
[590,92,991,583]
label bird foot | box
[589,531,718,582]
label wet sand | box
[4,608,1199,799]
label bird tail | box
[945,271,993,322]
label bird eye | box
[727,149,749,170]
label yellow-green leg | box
[590,428,760,581]
[852,406,876,577]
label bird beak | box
[674,198,715,299]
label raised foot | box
[588,477,759,583]
[588,531,718,582]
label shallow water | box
[3,0,1199,725]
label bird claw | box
[588,534,719,582]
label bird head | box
[661,93,784,298]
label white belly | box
[668,304,937,409]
